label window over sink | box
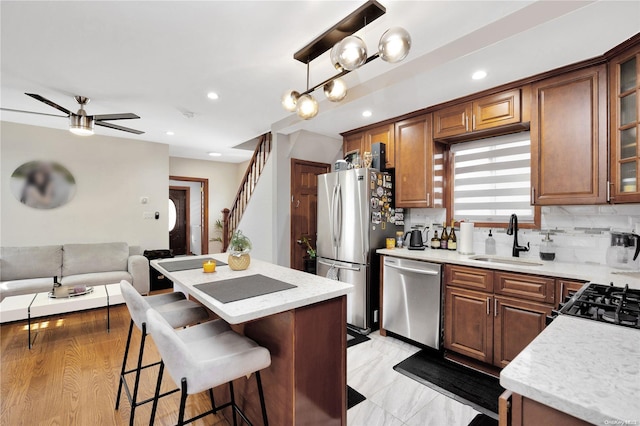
[450,132,538,227]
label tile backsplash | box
[404,205,640,266]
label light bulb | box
[324,78,348,102]
[69,114,94,136]
[281,90,300,112]
[330,43,343,71]
[296,94,319,120]
[378,27,411,63]
[337,36,367,71]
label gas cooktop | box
[559,283,640,328]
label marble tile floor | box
[347,331,481,426]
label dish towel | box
[326,265,339,281]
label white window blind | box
[452,132,534,223]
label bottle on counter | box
[448,219,457,251]
[396,231,405,248]
[540,232,556,261]
[485,229,496,255]
[440,222,448,250]
[431,230,440,249]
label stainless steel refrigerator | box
[316,168,398,333]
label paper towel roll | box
[458,222,474,255]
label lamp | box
[336,36,367,71]
[378,27,411,63]
[69,113,94,136]
[296,94,319,120]
[281,90,300,112]
[324,78,348,102]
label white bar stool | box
[146,308,272,426]
[116,280,228,425]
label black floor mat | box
[394,349,503,419]
[346,329,371,348]
[347,385,366,409]
[468,413,499,426]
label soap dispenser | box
[540,232,556,261]
[485,229,496,255]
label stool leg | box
[149,360,164,426]
[130,322,148,426]
[229,381,238,426]
[177,378,188,426]
[256,372,268,426]
[209,389,217,414]
[115,319,134,410]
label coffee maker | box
[606,230,640,270]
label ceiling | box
[1,1,638,163]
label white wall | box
[0,121,169,249]
[169,157,243,254]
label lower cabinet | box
[444,286,493,363]
[500,391,591,426]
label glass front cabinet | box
[611,44,640,203]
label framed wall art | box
[10,161,76,209]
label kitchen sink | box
[469,255,544,267]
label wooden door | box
[290,159,330,271]
[493,296,551,368]
[343,132,363,157]
[395,114,433,208]
[433,103,471,139]
[444,286,493,364]
[169,187,190,256]
[472,89,521,131]
[365,123,395,168]
[531,64,608,205]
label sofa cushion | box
[63,242,129,277]
[0,277,53,300]
[62,271,132,287]
[0,246,62,281]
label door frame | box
[290,158,331,269]
[169,175,209,255]
[169,186,191,256]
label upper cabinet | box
[433,89,524,140]
[365,124,395,169]
[343,132,363,157]
[610,43,640,203]
[530,65,608,205]
[395,114,443,208]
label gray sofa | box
[0,242,150,301]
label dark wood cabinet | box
[500,391,591,426]
[365,124,395,168]
[433,89,523,139]
[493,296,552,368]
[395,114,441,208]
[444,286,493,363]
[610,43,640,203]
[530,65,608,205]
[343,132,363,157]
[445,265,494,292]
[556,280,586,307]
[494,272,555,304]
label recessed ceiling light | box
[208,152,222,157]
[472,70,487,80]
[166,131,175,136]
[362,110,372,117]
[207,92,219,100]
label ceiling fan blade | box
[25,93,71,115]
[93,113,140,121]
[0,107,67,118]
[95,120,145,135]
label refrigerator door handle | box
[330,184,338,250]
[336,183,343,246]
[318,259,361,272]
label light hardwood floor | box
[1,304,229,426]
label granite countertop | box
[152,254,352,324]
[500,315,640,424]
[376,247,640,289]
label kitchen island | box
[151,254,352,426]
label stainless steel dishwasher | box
[382,257,443,349]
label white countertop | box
[500,315,640,424]
[377,247,640,289]
[151,254,352,324]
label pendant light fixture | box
[281,0,411,120]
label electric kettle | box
[606,230,640,270]
[405,229,425,251]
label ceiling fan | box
[1,93,144,135]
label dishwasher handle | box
[384,262,439,276]
[318,259,361,272]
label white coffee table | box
[0,283,124,348]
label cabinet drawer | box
[445,265,493,292]
[494,272,555,304]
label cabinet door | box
[366,124,395,169]
[610,44,640,203]
[531,65,608,205]
[343,133,363,157]
[556,280,585,307]
[433,103,471,139]
[395,114,433,208]
[493,296,551,368]
[494,272,555,304]
[444,286,493,363]
[472,89,521,131]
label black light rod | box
[300,53,380,96]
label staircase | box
[221,132,272,251]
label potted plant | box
[299,236,317,275]
[228,230,252,271]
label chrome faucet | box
[506,214,530,257]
